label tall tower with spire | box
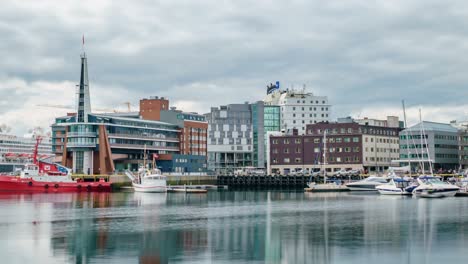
[77,52,91,122]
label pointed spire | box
[77,46,91,122]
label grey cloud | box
[1,0,468,134]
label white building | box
[357,116,401,172]
[264,88,331,135]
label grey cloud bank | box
[0,0,467,134]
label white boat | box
[132,167,167,193]
[376,178,414,195]
[125,147,167,193]
[456,177,468,196]
[412,176,459,198]
[307,181,349,192]
[346,176,389,191]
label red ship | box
[0,136,112,192]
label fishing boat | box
[125,150,167,193]
[0,136,112,192]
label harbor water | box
[0,191,467,263]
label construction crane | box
[123,102,132,112]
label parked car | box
[348,169,360,176]
[334,169,349,177]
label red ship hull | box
[0,176,112,193]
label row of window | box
[365,137,399,144]
[283,100,327,104]
[434,134,458,141]
[365,147,399,153]
[435,154,459,159]
[365,157,395,162]
[272,156,360,164]
[272,146,361,154]
[290,106,329,111]
[400,135,428,140]
[272,137,360,144]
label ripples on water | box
[0,191,467,263]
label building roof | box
[404,121,458,133]
[92,114,176,127]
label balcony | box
[66,142,96,148]
[67,132,97,137]
[110,143,179,151]
[108,133,179,142]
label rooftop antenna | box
[82,34,85,55]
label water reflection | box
[0,191,467,263]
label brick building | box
[269,118,401,175]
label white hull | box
[414,190,458,198]
[377,188,411,195]
[306,182,349,192]
[133,183,167,193]
[346,186,378,191]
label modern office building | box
[264,84,331,134]
[398,121,459,171]
[451,120,468,170]
[268,118,401,175]
[205,101,281,173]
[51,52,206,174]
[205,103,253,173]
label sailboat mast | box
[419,109,425,174]
[143,144,147,169]
[323,130,327,184]
[402,100,411,177]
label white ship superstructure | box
[0,134,53,172]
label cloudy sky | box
[1,0,468,135]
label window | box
[295,139,301,144]
[314,147,320,153]
[345,147,351,152]
[284,148,289,153]
[353,137,359,142]
[295,148,301,153]
[284,139,290,144]
[272,149,278,154]
[314,138,320,143]
[295,158,301,163]
[293,107,296,111]
[353,147,360,152]
[284,158,290,163]
[293,113,296,117]
[344,137,351,143]
[336,138,342,143]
